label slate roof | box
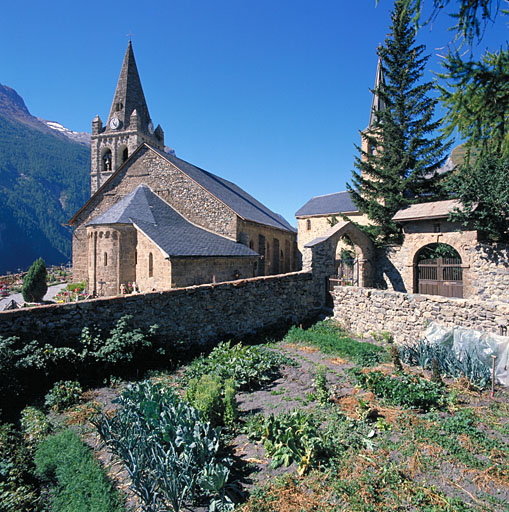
[295,191,359,217]
[87,185,259,258]
[151,147,296,232]
[392,199,465,222]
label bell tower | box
[90,41,165,195]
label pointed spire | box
[107,41,152,133]
[368,55,386,129]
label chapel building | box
[70,42,297,297]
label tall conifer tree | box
[347,0,450,244]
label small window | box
[135,250,137,265]
[122,147,129,163]
[148,253,153,277]
[115,102,123,111]
[104,252,108,266]
[433,223,441,233]
[306,219,311,231]
[249,240,254,249]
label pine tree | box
[347,0,450,244]
[22,258,48,303]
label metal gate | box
[417,257,463,298]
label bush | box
[351,369,446,411]
[182,341,293,391]
[22,258,48,303]
[45,381,83,412]
[35,429,125,512]
[0,423,42,511]
[284,321,388,367]
[20,406,51,446]
[93,380,232,512]
[186,374,238,427]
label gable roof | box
[88,185,258,258]
[70,143,295,233]
[392,199,466,222]
[295,191,359,217]
[151,147,296,232]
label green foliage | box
[447,154,509,241]
[313,365,331,405]
[399,338,491,389]
[182,341,293,391]
[348,0,450,244]
[22,258,48,302]
[93,380,232,512]
[284,320,387,367]
[186,374,238,428]
[246,410,329,475]
[44,380,83,412]
[35,429,125,512]
[438,45,509,164]
[0,423,42,511]
[0,115,89,274]
[351,369,446,411]
[19,407,51,446]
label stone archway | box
[413,243,464,298]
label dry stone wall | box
[333,286,509,344]
[0,272,317,345]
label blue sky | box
[1,1,507,225]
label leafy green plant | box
[93,380,232,512]
[284,321,387,367]
[19,407,51,446]
[185,374,238,428]
[35,429,125,512]
[313,365,330,405]
[246,410,330,475]
[44,380,83,412]
[351,369,446,411]
[22,258,48,303]
[182,341,293,391]
[399,338,491,389]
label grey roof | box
[151,147,296,233]
[87,185,259,258]
[295,191,359,217]
[369,56,386,129]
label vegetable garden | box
[0,319,507,511]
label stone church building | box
[70,42,297,296]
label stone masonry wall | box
[333,286,509,344]
[0,272,317,345]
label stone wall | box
[0,272,317,345]
[333,286,509,344]
[376,225,508,303]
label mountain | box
[0,83,90,274]
[37,119,91,146]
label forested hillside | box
[0,114,90,273]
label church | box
[69,42,297,297]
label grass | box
[284,320,388,367]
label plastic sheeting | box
[423,322,509,387]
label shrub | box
[45,380,83,412]
[313,364,331,405]
[35,429,125,512]
[93,380,232,512]
[22,258,48,302]
[20,406,51,446]
[186,374,238,428]
[0,423,42,511]
[182,341,293,391]
[351,369,446,411]
[284,321,388,367]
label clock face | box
[109,117,120,129]
[148,121,154,134]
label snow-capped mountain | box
[37,118,91,146]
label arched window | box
[134,250,137,265]
[249,240,254,249]
[104,252,108,266]
[122,147,129,163]
[102,148,112,171]
[148,253,153,277]
[306,219,311,231]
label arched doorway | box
[414,243,463,298]
[334,235,358,285]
